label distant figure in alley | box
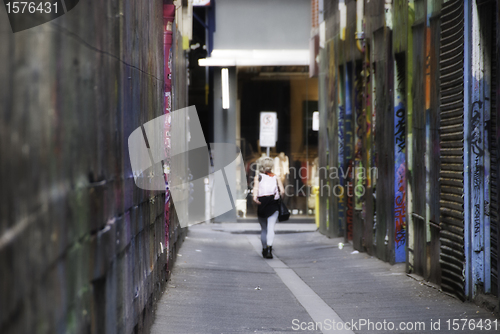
[253,157,285,259]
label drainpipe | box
[355,0,365,53]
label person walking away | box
[252,157,285,258]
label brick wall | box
[0,1,176,333]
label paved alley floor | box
[150,223,498,334]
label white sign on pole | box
[259,112,277,147]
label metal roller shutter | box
[439,0,465,301]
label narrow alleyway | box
[150,221,495,334]
[5,1,500,333]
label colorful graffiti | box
[395,107,406,153]
[394,66,406,261]
[365,59,373,189]
[355,71,364,210]
[471,101,485,156]
[324,40,339,235]
[338,106,345,171]
[471,100,484,241]
[163,4,175,255]
[370,63,376,189]
[336,57,346,235]
[345,65,354,240]
[338,90,345,234]
[395,163,406,247]
[347,161,354,240]
[469,1,492,293]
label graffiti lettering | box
[338,105,345,165]
[394,74,406,261]
[355,76,365,158]
[345,160,354,241]
[338,188,345,234]
[345,119,354,156]
[346,181,354,240]
[394,213,406,249]
[473,155,483,238]
[395,164,406,249]
[471,101,484,156]
[471,100,483,240]
[395,105,406,153]
[474,203,481,235]
[473,156,482,190]
[338,80,345,235]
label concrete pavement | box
[150,222,497,334]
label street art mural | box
[471,97,487,286]
[345,65,354,240]
[315,0,500,305]
[424,24,432,241]
[355,70,365,211]
[469,4,492,290]
[338,90,345,235]
[346,160,354,240]
[394,61,406,262]
[371,63,377,184]
[163,4,175,257]
[366,61,373,189]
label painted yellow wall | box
[290,77,319,159]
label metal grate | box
[439,0,466,301]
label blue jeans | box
[258,211,279,247]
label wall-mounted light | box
[339,1,346,41]
[312,111,319,131]
[221,68,230,109]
